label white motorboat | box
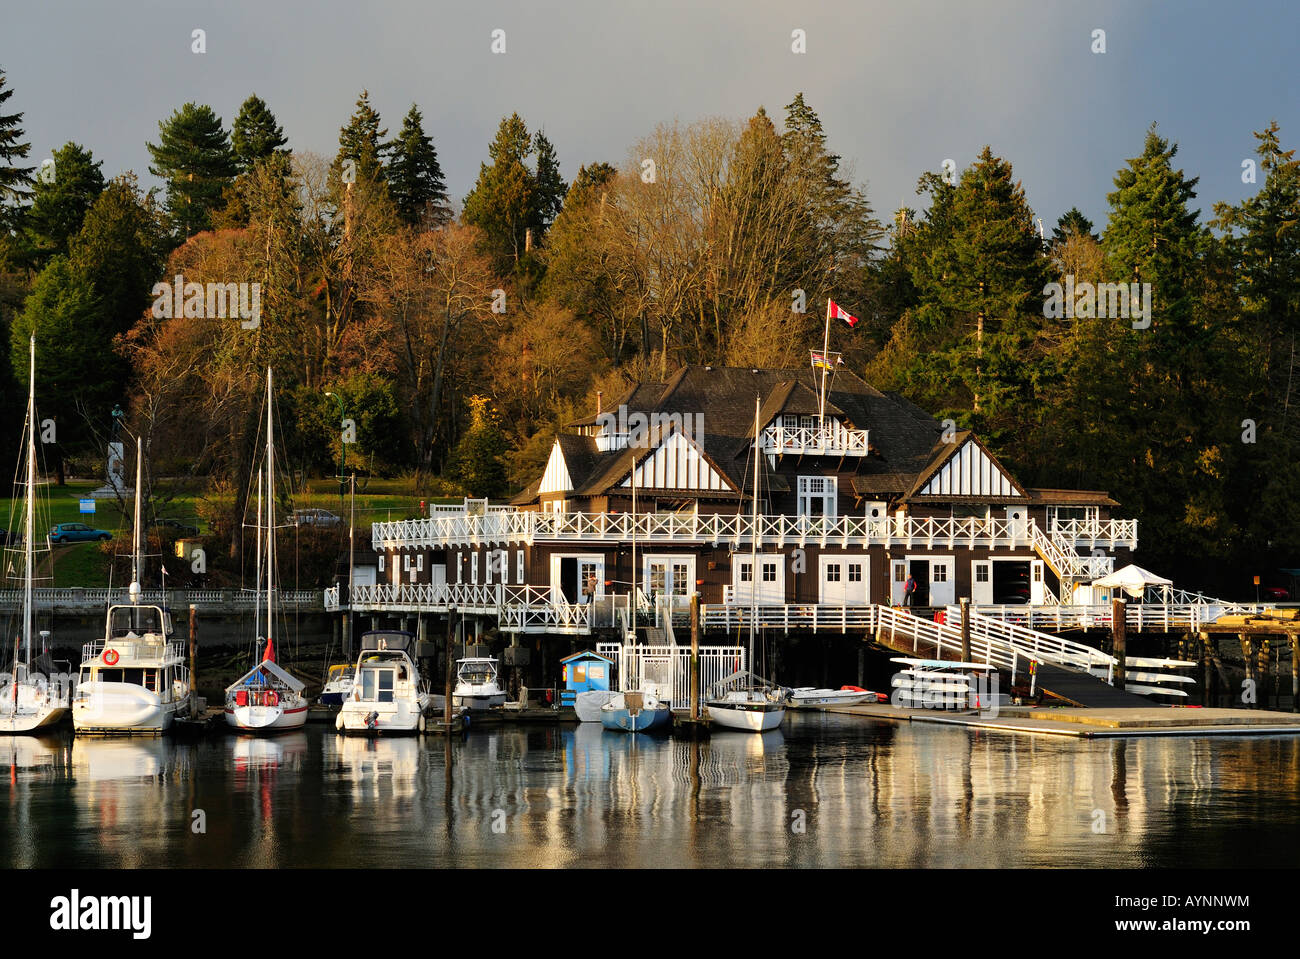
[1,337,71,734]
[319,664,355,706]
[224,370,308,733]
[73,593,191,733]
[788,686,882,708]
[705,396,785,733]
[453,657,507,710]
[336,630,433,734]
[73,439,191,734]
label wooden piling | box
[1291,635,1299,713]
[1111,598,1126,689]
[444,607,455,725]
[689,593,701,721]
[1199,632,1211,707]
[1241,634,1255,708]
[188,604,197,709]
[960,598,971,663]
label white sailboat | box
[73,437,192,733]
[225,369,309,732]
[1,337,70,734]
[706,396,786,733]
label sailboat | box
[72,437,192,733]
[224,369,309,732]
[705,396,786,732]
[1,337,71,734]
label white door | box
[1007,506,1028,541]
[1030,560,1046,605]
[930,558,954,607]
[645,555,696,607]
[820,555,869,605]
[971,561,992,605]
[891,559,908,605]
[733,555,785,604]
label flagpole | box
[820,299,832,433]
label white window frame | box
[797,475,838,520]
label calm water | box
[4,714,1299,868]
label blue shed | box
[560,650,615,706]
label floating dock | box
[828,702,1300,738]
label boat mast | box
[750,394,760,691]
[265,368,274,651]
[254,467,262,644]
[22,337,35,665]
[132,435,143,603]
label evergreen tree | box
[386,104,449,228]
[332,90,388,187]
[146,102,237,237]
[23,141,104,267]
[532,130,567,233]
[0,68,33,207]
[462,113,537,272]
[1052,207,1098,245]
[231,94,288,174]
[564,162,616,208]
[445,395,508,497]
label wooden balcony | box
[759,423,869,457]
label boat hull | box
[224,703,309,731]
[600,704,672,733]
[452,690,507,711]
[0,705,69,734]
[706,700,785,732]
[73,682,188,734]
[788,688,877,708]
[337,694,432,735]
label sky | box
[4,0,1298,234]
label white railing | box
[81,639,187,663]
[335,582,594,633]
[1049,518,1139,548]
[946,606,1116,674]
[759,423,869,457]
[969,602,1271,632]
[701,603,877,633]
[373,510,1139,554]
[597,642,748,710]
[0,588,321,611]
[874,606,1025,678]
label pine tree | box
[23,141,104,267]
[0,68,33,206]
[332,90,388,187]
[386,104,449,228]
[147,102,237,237]
[231,94,288,174]
[532,130,567,233]
[1052,207,1098,245]
[462,113,536,271]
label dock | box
[826,701,1300,738]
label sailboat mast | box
[265,368,274,645]
[254,467,262,643]
[819,300,831,432]
[132,436,143,599]
[23,338,35,663]
[750,394,760,684]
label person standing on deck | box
[585,572,598,603]
[904,574,917,608]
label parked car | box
[1262,586,1290,601]
[49,523,112,544]
[150,518,199,536]
[292,508,343,528]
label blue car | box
[49,523,112,544]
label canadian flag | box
[827,299,858,328]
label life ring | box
[103,649,119,666]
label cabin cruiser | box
[336,631,432,735]
[452,657,507,711]
[319,664,355,706]
[73,590,192,734]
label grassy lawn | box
[3,476,457,588]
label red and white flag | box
[827,299,858,328]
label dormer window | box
[797,476,837,519]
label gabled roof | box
[903,431,1027,502]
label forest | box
[1,70,1297,595]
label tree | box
[147,102,237,237]
[23,141,104,267]
[332,90,388,187]
[532,130,567,234]
[0,68,33,209]
[462,113,537,272]
[231,94,288,173]
[445,395,508,497]
[1052,207,1098,245]
[386,104,450,228]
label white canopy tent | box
[1091,564,1174,601]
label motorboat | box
[336,630,433,734]
[788,686,883,708]
[453,657,507,711]
[319,664,355,706]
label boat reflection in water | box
[331,732,421,801]
[229,731,308,773]
[3,733,72,780]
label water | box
[5,714,1300,868]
